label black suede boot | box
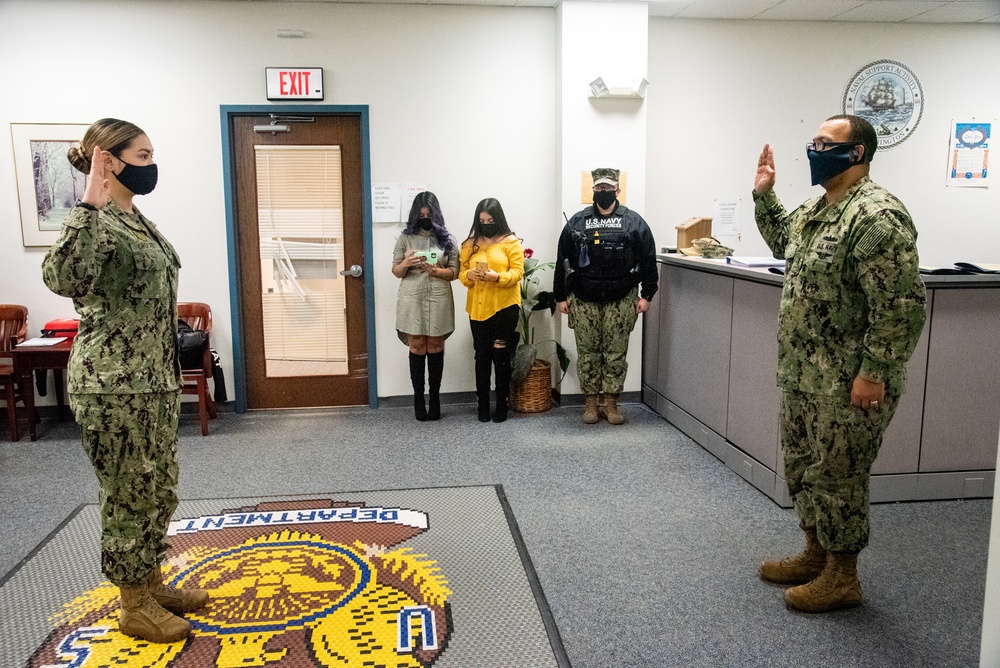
[426,351,444,420]
[409,352,428,421]
[475,350,492,422]
[492,344,512,423]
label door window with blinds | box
[256,145,348,377]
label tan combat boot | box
[601,394,625,425]
[784,551,863,613]
[119,583,191,643]
[759,527,827,584]
[582,394,600,424]
[148,564,209,614]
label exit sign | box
[265,67,324,100]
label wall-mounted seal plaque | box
[843,59,923,150]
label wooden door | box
[231,113,368,408]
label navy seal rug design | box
[0,485,568,668]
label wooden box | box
[676,217,712,250]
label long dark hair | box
[461,198,515,269]
[463,197,513,243]
[403,191,453,256]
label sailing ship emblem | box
[843,59,923,150]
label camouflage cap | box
[591,168,620,187]
[679,237,734,259]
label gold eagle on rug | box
[27,499,452,667]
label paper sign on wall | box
[712,199,741,240]
[372,184,402,223]
[947,120,991,188]
[372,183,431,224]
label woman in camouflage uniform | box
[42,118,207,643]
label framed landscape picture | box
[11,123,89,247]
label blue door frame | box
[219,105,378,412]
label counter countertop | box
[656,254,1000,289]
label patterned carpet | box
[0,485,568,668]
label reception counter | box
[641,254,999,507]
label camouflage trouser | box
[567,288,639,395]
[780,389,899,554]
[71,391,181,586]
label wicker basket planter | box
[510,359,552,413]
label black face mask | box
[479,224,497,237]
[594,190,617,210]
[807,145,858,186]
[417,218,434,231]
[114,159,158,195]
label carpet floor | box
[1,486,566,667]
[0,401,992,667]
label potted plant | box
[510,248,570,412]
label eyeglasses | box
[807,140,856,152]
[593,185,617,192]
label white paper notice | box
[372,183,402,223]
[947,121,991,188]
[712,199,741,239]
[402,185,432,222]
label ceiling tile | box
[647,0,696,18]
[756,0,868,20]
[905,1,1000,21]
[675,0,784,20]
[829,1,949,21]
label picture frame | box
[11,123,89,247]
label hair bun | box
[67,145,91,174]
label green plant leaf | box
[555,343,570,373]
[512,343,537,385]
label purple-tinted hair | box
[403,191,453,256]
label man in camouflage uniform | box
[753,115,926,612]
[42,120,207,644]
[554,168,658,425]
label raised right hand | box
[81,145,111,209]
[754,143,776,195]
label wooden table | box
[11,338,72,441]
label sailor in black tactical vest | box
[553,168,658,425]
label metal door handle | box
[340,264,363,278]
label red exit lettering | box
[279,70,311,96]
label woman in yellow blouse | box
[459,198,524,422]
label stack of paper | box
[726,256,786,268]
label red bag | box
[42,318,80,339]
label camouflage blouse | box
[753,177,926,397]
[42,200,182,394]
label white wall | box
[647,19,1000,266]
[2,4,998,405]
[556,1,649,396]
[0,0,556,401]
